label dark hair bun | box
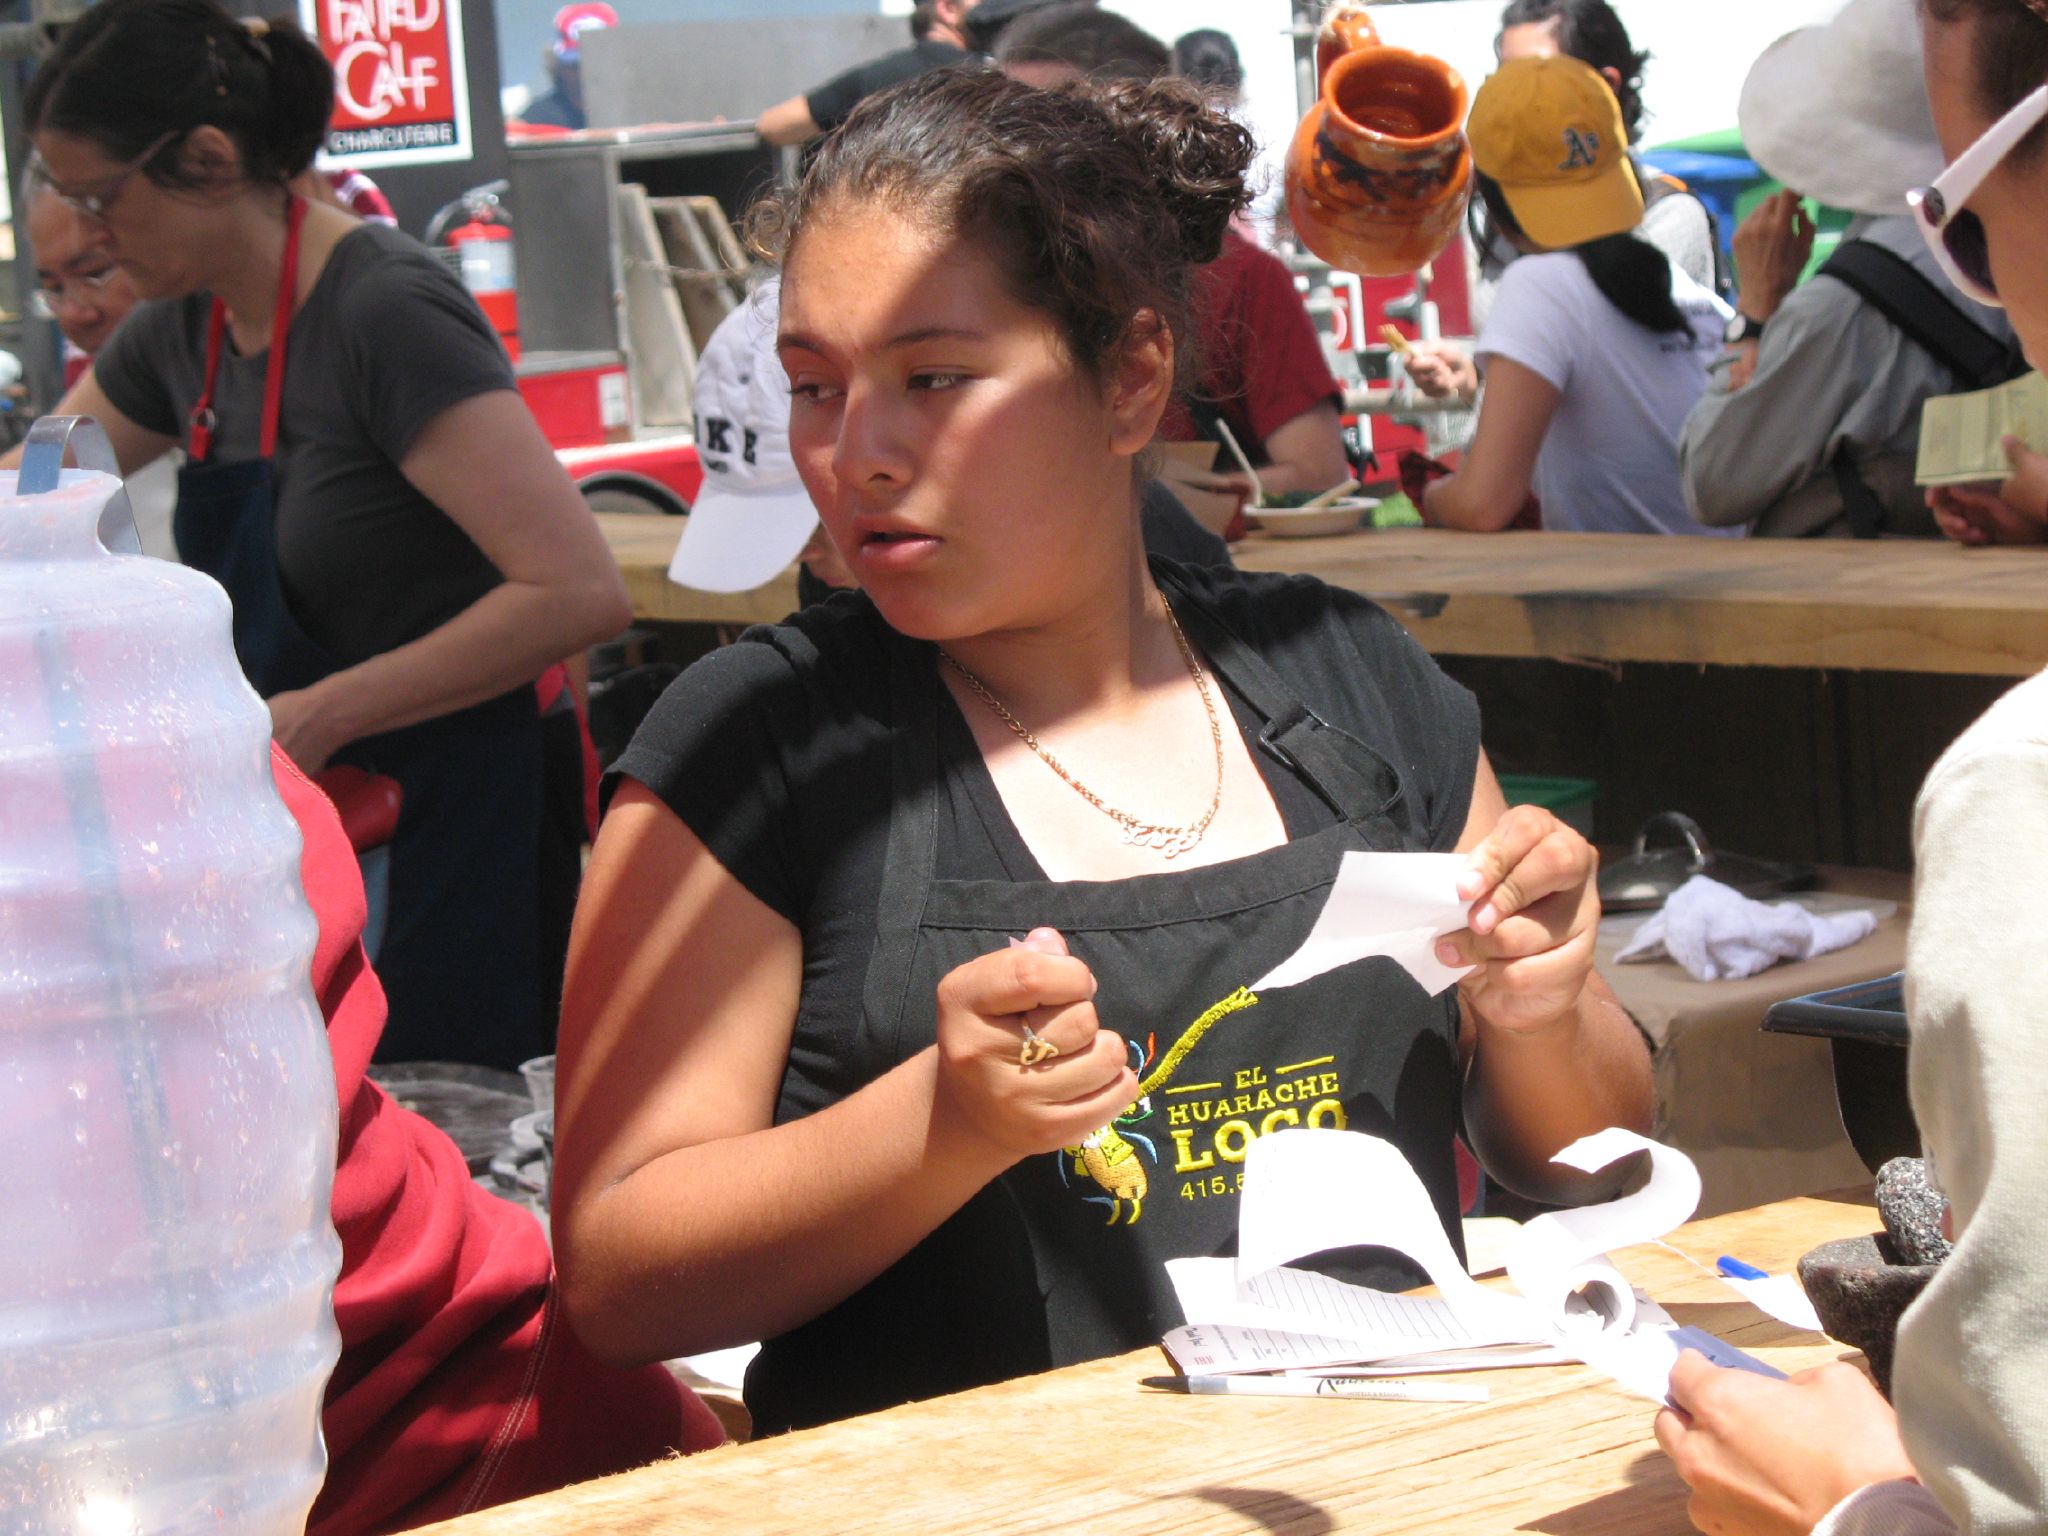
[762,66,1257,392]
[27,0,335,184]
[1096,77,1254,269]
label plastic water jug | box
[0,421,341,1534]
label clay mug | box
[1285,44,1471,278]
[1314,3,1380,83]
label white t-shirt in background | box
[1477,249,1737,537]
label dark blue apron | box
[171,197,549,1070]
[746,565,1467,1434]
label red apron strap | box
[188,300,229,462]
[187,194,306,465]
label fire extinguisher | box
[427,181,520,362]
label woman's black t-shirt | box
[94,222,516,668]
[610,559,1482,1125]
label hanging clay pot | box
[1314,3,1380,84]
[1285,44,1471,278]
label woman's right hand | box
[1731,190,1814,323]
[931,927,1136,1162]
[1404,340,1477,403]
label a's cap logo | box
[1560,127,1601,171]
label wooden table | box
[416,1189,1882,1536]
[600,516,2048,676]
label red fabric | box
[1158,229,1344,460]
[325,169,398,227]
[268,748,723,1536]
[312,765,403,852]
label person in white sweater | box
[1650,8,2048,1528]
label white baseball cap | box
[667,278,822,593]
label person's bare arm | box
[0,366,177,474]
[1422,358,1558,532]
[552,787,1135,1366]
[756,94,821,147]
[1448,755,1654,1202]
[262,390,628,769]
[1248,399,1353,499]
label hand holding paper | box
[1444,802,1604,1036]
[1252,851,1476,995]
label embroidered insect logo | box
[1057,986,1259,1225]
[1559,127,1601,172]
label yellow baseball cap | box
[1466,55,1643,249]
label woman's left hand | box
[1655,1353,1917,1536]
[1437,803,1598,1034]
[267,685,352,775]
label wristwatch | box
[1724,311,1768,345]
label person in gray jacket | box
[1679,0,2015,538]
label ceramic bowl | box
[1254,499,1377,538]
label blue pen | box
[1717,1255,1769,1281]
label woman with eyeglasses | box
[1651,11,2048,1533]
[18,0,630,1070]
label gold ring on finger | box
[1018,1023,1060,1068]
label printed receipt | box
[1163,1128,1785,1403]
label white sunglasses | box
[1906,83,2048,307]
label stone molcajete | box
[1284,41,1472,278]
[1797,1158,1951,1397]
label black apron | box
[170,197,549,1069]
[746,566,1467,1434]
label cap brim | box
[1503,165,1645,251]
[666,479,819,593]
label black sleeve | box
[338,236,517,466]
[803,60,874,134]
[604,637,814,923]
[91,298,196,439]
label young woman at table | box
[552,68,1653,1435]
[22,0,629,1068]
[1420,57,1737,537]
[1654,4,2048,1530]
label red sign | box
[298,0,474,169]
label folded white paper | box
[1163,1127,1776,1403]
[1253,851,1476,995]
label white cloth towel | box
[1614,875,1878,982]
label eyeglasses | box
[28,129,180,224]
[1906,83,2048,307]
[29,265,122,321]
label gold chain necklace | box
[938,601,1225,859]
